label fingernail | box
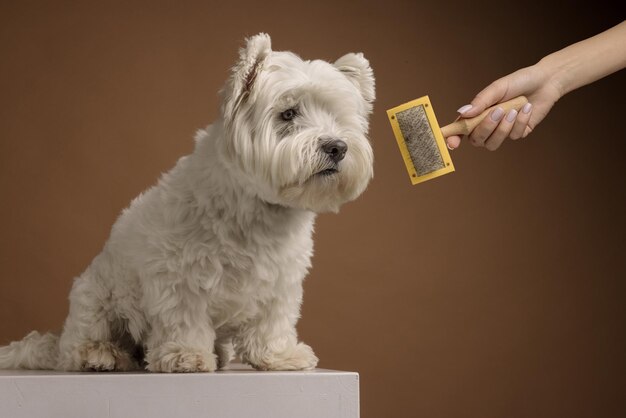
[457,104,473,114]
[522,102,532,114]
[506,109,518,123]
[447,143,454,150]
[490,107,504,122]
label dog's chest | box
[200,210,315,326]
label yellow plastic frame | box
[386,95,455,185]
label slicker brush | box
[387,95,528,185]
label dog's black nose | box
[321,139,348,163]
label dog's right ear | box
[223,33,272,119]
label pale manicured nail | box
[490,107,505,122]
[506,109,518,123]
[447,143,454,150]
[522,102,532,114]
[457,104,473,114]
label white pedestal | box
[0,364,359,418]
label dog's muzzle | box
[315,138,347,176]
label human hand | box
[446,63,563,151]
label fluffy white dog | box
[0,33,374,372]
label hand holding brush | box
[446,20,626,151]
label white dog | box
[0,33,374,372]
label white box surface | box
[0,364,359,418]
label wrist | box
[535,54,572,99]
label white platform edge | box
[0,364,359,418]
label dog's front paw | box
[251,342,318,371]
[146,342,217,373]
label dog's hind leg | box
[56,268,137,371]
[215,336,234,369]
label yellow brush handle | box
[440,96,528,137]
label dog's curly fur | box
[0,33,375,372]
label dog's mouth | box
[301,166,340,184]
[316,168,339,176]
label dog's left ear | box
[334,53,376,103]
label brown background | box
[1,1,624,417]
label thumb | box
[446,135,462,149]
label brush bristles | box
[395,105,444,176]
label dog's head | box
[218,33,375,213]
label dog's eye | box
[280,108,297,121]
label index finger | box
[458,79,508,118]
